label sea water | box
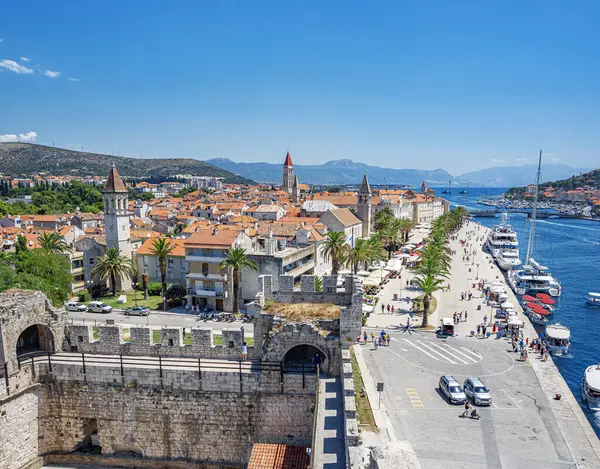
[444,187,600,436]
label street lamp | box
[476,263,480,280]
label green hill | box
[507,168,600,197]
[0,143,253,184]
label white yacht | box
[587,292,600,307]
[582,365,600,411]
[544,323,570,355]
[508,152,561,297]
[508,259,562,297]
[497,249,522,271]
[485,215,519,259]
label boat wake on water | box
[536,220,600,233]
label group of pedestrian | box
[452,311,468,324]
[380,303,396,314]
[476,323,488,338]
[531,338,549,361]
[461,291,473,301]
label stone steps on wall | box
[312,376,347,468]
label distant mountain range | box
[205,158,593,188]
[0,143,252,184]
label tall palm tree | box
[321,231,348,275]
[377,219,403,259]
[149,237,176,310]
[38,232,72,255]
[374,206,395,231]
[347,238,372,273]
[397,218,414,244]
[412,273,444,327]
[219,247,258,313]
[91,247,135,296]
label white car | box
[87,301,113,314]
[463,378,492,406]
[65,301,87,312]
[439,375,467,404]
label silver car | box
[463,378,492,406]
[439,375,467,404]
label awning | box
[501,301,515,309]
[508,318,524,326]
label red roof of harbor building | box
[247,443,310,469]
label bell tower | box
[102,166,132,291]
[282,151,294,194]
[357,172,372,237]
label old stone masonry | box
[0,274,363,469]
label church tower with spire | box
[103,166,132,291]
[291,175,300,203]
[357,172,372,237]
[282,151,294,194]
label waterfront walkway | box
[356,221,600,469]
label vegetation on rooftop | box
[262,300,340,321]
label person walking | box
[363,331,368,344]
[477,324,481,337]
[387,334,391,346]
[381,303,385,313]
[465,311,468,322]
[312,352,322,376]
[242,342,248,361]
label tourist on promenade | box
[242,342,248,361]
[483,314,488,325]
[477,324,481,337]
[482,325,487,338]
[403,318,412,334]
[465,311,468,322]
[381,303,385,313]
[459,312,463,322]
[387,334,391,346]
[363,331,368,343]
[371,331,375,346]
[312,352,322,376]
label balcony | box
[186,272,227,281]
[188,288,227,298]
[187,255,225,263]
[284,260,315,277]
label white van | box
[87,301,113,314]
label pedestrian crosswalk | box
[399,338,482,365]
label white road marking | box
[403,339,447,362]
[459,346,483,360]
[428,342,470,364]
[502,390,522,409]
[400,348,408,352]
[416,340,459,364]
[444,344,482,363]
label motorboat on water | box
[582,365,600,411]
[497,249,522,271]
[523,301,551,326]
[508,259,562,297]
[544,323,570,354]
[587,292,600,307]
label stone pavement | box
[313,377,347,468]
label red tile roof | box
[284,151,293,167]
[104,167,127,192]
[247,443,310,469]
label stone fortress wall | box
[0,275,364,468]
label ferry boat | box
[587,292,600,307]
[581,365,600,411]
[544,323,570,355]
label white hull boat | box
[582,366,600,411]
[587,292,600,307]
[508,259,561,297]
[497,249,522,271]
[544,323,570,355]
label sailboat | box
[459,183,468,195]
[441,180,451,194]
[508,151,562,297]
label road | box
[67,309,254,336]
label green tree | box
[15,234,28,254]
[346,238,378,273]
[37,232,72,255]
[374,206,394,231]
[219,247,258,314]
[377,219,404,259]
[412,274,444,327]
[315,276,323,292]
[91,247,135,296]
[149,237,176,310]
[321,231,348,275]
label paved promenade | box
[356,221,600,469]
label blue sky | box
[1,1,599,174]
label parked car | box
[124,306,150,316]
[463,378,492,406]
[439,375,467,404]
[87,301,113,314]
[65,301,87,312]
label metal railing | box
[19,352,317,392]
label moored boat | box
[582,365,600,411]
[544,323,570,355]
[587,292,600,307]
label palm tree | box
[219,247,258,314]
[374,206,395,231]
[347,238,372,273]
[412,273,444,327]
[38,232,72,255]
[149,237,176,310]
[321,231,348,275]
[91,247,135,296]
[377,219,403,259]
[397,218,414,244]
[315,276,323,292]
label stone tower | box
[282,151,294,194]
[103,166,132,291]
[291,175,300,203]
[357,172,372,237]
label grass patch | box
[350,347,377,432]
[98,293,163,310]
[412,295,438,314]
[263,301,340,321]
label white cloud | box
[490,158,505,164]
[44,70,61,78]
[20,57,30,62]
[515,158,528,163]
[0,131,38,143]
[551,157,560,162]
[68,77,80,82]
[0,59,34,74]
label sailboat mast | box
[525,150,542,262]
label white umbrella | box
[501,301,515,309]
[357,270,370,277]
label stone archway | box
[283,344,328,374]
[16,324,55,359]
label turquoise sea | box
[443,187,600,437]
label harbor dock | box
[356,221,600,469]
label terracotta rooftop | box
[103,166,127,193]
[137,238,186,257]
[184,228,240,248]
[247,443,310,469]
[327,208,362,227]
